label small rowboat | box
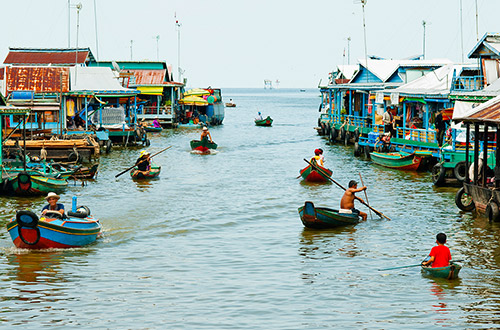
[6,172,68,196]
[369,151,423,171]
[178,122,203,129]
[6,207,101,249]
[255,116,273,127]
[190,138,218,153]
[144,126,162,132]
[225,103,236,107]
[300,162,332,182]
[130,165,161,179]
[421,261,462,279]
[298,201,360,229]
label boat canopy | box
[179,95,208,106]
[184,88,210,96]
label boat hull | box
[130,165,161,179]
[255,116,273,126]
[300,164,332,182]
[370,151,422,171]
[144,126,162,132]
[6,212,101,249]
[421,262,462,279]
[190,138,218,153]
[7,172,68,196]
[298,201,360,229]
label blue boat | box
[6,206,101,249]
[298,201,360,228]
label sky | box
[0,0,499,88]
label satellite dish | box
[112,61,120,72]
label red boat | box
[300,163,332,182]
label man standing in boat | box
[383,107,395,137]
[340,180,367,221]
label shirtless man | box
[340,180,368,221]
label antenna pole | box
[347,37,351,65]
[93,0,99,61]
[460,0,464,62]
[176,16,182,82]
[361,0,368,82]
[75,3,82,83]
[422,20,426,59]
[156,35,160,61]
[475,0,479,41]
[130,40,133,60]
[68,0,71,47]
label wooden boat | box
[255,116,273,127]
[178,122,204,129]
[130,165,161,179]
[298,201,360,229]
[421,261,462,279]
[68,163,99,179]
[4,171,68,196]
[190,138,218,153]
[300,162,332,182]
[144,126,162,132]
[225,103,236,107]
[6,207,101,249]
[369,151,423,171]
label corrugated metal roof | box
[4,48,94,65]
[126,69,166,85]
[5,66,70,93]
[455,94,500,123]
[69,67,137,95]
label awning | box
[179,95,208,106]
[184,88,210,96]
[137,86,163,95]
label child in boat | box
[319,148,325,164]
[311,149,324,167]
[135,150,151,173]
[422,233,451,268]
[200,127,213,142]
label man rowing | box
[340,180,368,221]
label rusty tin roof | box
[5,66,70,93]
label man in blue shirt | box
[42,192,65,217]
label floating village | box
[3,2,500,328]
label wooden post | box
[474,123,480,185]
[482,124,488,187]
[496,125,500,188]
[465,123,470,183]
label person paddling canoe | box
[340,180,368,221]
[135,150,151,175]
[421,233,451,268]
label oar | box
[303,158,391,220]
[359,172,373,220]
[115,146,172,178]
[378,259,465,271]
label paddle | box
[115,146,172,178]
[359,172,373,220]
[378,259,464,271]
[303,158,391,220]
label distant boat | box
[190,138,218,153]
[130,165,161,179]
[255,116,273,127]
[225,102,236,107]
[299,89,306,92]
[369,151,423,171]
[300,162,332,182]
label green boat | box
[370,151,423,171]
[130,165,161,179]
[5,171,68,196]
[190,138,218,153]
[255,116,273,127]
[298,201,360,229]
[421,261,462,279]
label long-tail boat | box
[421,261,462,279]
[190,138,217,153]
[6,206,101,249]
[298,201,360,229]
[300,161,332,182]
[130,164,161,179]
[255,116,273,127]
[369,151,423,171]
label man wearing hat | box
[135,150,151,174]
[200,127,213,143]
[42,192,65,216]
[256,112,263,121]
[340,180,367,221]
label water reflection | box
[6,250,68,284]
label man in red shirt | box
[422,233,451,268]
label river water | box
[0,88,499,329]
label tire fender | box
[454,161,467,182]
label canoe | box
[300,163,332,182]
[5,172,68,196]
[369,151,422,171]
[190,138,218,153]
[421,261,462,279]
[225,103,236,107]
[68,163,99,179]
[6,208,101,249]
[144,126,162,132]
[298,201,360,229]
[130,165,161,179]
[255,116,273,126]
